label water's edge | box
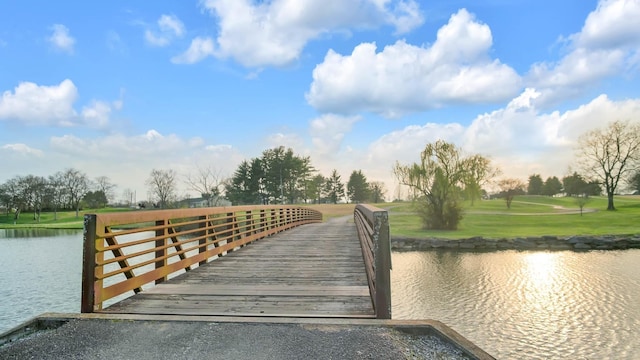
[392,234,640,251]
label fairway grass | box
[2,197,638,239]
[389,195,640,239]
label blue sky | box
[1,0,639,201]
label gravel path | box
[0,319,474,360]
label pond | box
[1,230,639,359]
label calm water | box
[1,230,639,359]
[392,250,640,359]
[0,229,83,333]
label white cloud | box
[527,0,640,106]
[1,143,44,157]
[48,24,75,53]
[362,91,640,194]
[44,131,243,199]
[81,101,111,128]
[193,0,424,67]
[306,9,521,117]
[266,133,305,151]
[145,14,185,47]
[0,79,117,128]
[575,0,640,49]
[0,79,78,125]
[171,37,216,64]
[309,114,361,155]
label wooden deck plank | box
[100,217,375,318]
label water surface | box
[391,250,640,359]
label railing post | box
[373,210,391,319]
[81,214,97,313]
[198,215,207,266]
[155,219,167,284]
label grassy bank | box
[0,208,131,229]
[389,195,640,239]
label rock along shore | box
[392,234,640,251]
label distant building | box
[181,196,232,208]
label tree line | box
[1,146,389,221]
[222,146,385,205]
[0,169,115,221]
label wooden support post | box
[155,219,167,284]
[373,210,391,319]
[81,214,97,313]
[198,215,207,265]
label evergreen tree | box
[325,170,345,204]
[347,170,369,203]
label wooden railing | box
[81,206,322,312]
[354,204,391,319]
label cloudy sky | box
[1,0,639,201]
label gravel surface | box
[0,319,473,360]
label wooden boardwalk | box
[100,216,375,318]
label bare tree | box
[146,169,178,208]
[497,178,526,209]
[577,120,640,210]
[184,166,225,206]
[94,176,116,207]
[47,172,65,220]
[61,168,90,218]
[369,181,387,203]
[121,188,136,207]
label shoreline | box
[392,234,640,251]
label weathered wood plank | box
[142,284,371,297]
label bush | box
[416,197,464,230]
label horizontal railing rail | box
[354,204,391,319]
[81,206,322,312]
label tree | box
[83,190,108,209]
[497,178,526,209]
[562,172,588,197]
[394,141,469,230]
[47,172,65,220]
[3,176,27,220]
[462,154,500,205]
[185,166,226,206]
[307,174,326,204]
[225,159,265,205]
[347,170,369,203]
[369,181,387,203]
[0,182,11,216]
[527,174,543,195]
[542,176,563,196]
[94,176,115,207]
[23,175,47,222]
[146,169,178,208]
[629,171,640,193]
[577,120,640,210]
[61,168,90,218]
[325,170,345,204]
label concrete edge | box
[1,313,494,359]
[0,315,67,347]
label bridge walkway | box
[100,217,375,318]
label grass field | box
[2,196,639,239]
[388,195,640,239]
[0,207,132,229]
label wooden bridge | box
[81,205,391,319]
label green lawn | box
[0,207,132,229]
[388,195,640,239]
[3,196,639,238]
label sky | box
[1,0,639,202]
